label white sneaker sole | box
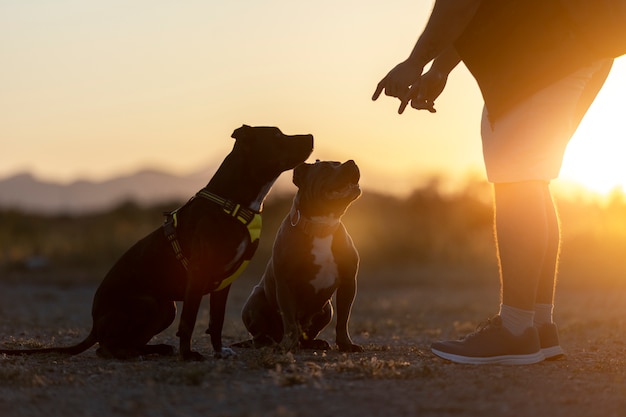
[541,345,565,360]
[432,348,545,365]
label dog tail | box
[0,329,97,356]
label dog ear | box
[231,125,252,140]
[292,163,310,188]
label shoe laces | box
[463,315,503,340]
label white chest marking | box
[310,235,338,293]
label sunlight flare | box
[560,58,626,196]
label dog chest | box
[309,235,339,292]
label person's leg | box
[493,180,564,360]
[494,180,552,311]
[484,59,611,327]
[532,184,566,359]
[535,183,560,306]
[431,60,611,365]
[430,178,557,365]
[431,178,546,365]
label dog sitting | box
[238,159,363,352]
[0,125,313,361]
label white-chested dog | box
[238,160,363,352]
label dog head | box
[293,160,361,218]
[231,125,314,174]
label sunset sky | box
[2,1,626,197]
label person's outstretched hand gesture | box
[372,60,423,114]
[409,68,449,113]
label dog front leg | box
[335,277,363,352]
[205,285,236,359]
[177,282,205,361]
[275,281,300,352]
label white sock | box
[499,304,535,336]
[534,303,554,327]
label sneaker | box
[431,316,544,365]
[536,322,565,360]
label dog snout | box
[294,134,314,159]
[342,160,360,181]
[303,134,314,151]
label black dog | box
[237,160,363,352]
[0,125,313,361]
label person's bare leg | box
[493,180,553,311]
[536,184,560,306]
[430,179,551,364]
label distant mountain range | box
[0,167,296,214]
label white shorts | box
[481,60,609,183]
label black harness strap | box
[162,189,260,271]
[195,189,257,225]
[163,211,190,269]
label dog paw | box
[214,347,237,359]
[338,343,364,353]
[181,351,206,362]
[300,339,332,351]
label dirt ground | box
[1,266,626,417]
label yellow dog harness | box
[163,189,262,291]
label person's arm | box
[372,0,481,114]
[406,0,481,69]
[430,46,462,75]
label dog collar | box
[289,206,341,237]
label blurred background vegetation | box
[1,178,625,288]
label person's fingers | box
[372,80,385,101]
[413,83,437,112]
[398,85,419,114]
[374,74,402,100]
[411,98,437,113]
[398,97,409,114]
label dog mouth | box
[325,169,361,200]
[325,161,361,200]
[326,182,360,200]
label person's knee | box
[494,179,549,193]
[494,180,550,204]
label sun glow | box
[559,58,626,197]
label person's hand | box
[372,60,423,114]
[410,68,448,113]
